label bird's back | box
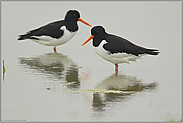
[104,34,159,56]
[18,20,64,40]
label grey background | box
[1,1,182,122]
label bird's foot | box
[115,70,118,76]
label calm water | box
[1,1,182,122]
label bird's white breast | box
[92,40,144,64]
[58,26,77,45]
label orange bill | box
[82,35,94,46]
[78,18,92,27]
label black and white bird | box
[82,26,159,76]
[18,10,92,52]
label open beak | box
[78,18,92,27]
[82,35,94,46]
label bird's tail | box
[145,48,160,55]
[18,33,31,40]
[18,34,38,40]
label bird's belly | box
[93,41,143,64]
[32,30,77,46]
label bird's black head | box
[81,26,107,47]
[65,10,80,22]
[64,10,92,29]
[91,26,106,37]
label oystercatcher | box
[18,10,92,52]
[82,26,159,76]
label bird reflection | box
[18,53,80,89]
[66,64,80,88]
[92,73,158,111]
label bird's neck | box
[65,21,78,32]
[93,34,107,47]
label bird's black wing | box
[18,20,65,40]
[103,34,159,56]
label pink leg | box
[54,47,56,53]
[115,63,118,76]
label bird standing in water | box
[82,26,159,76]
[18,10,92,52]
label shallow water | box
[1,1,182,122]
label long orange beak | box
[78,18,92,27]
[82,35,94,46]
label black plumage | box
[18,10,81,40]
[103,34,159,56]
[18,20,64,40]
[91,26,159,56]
